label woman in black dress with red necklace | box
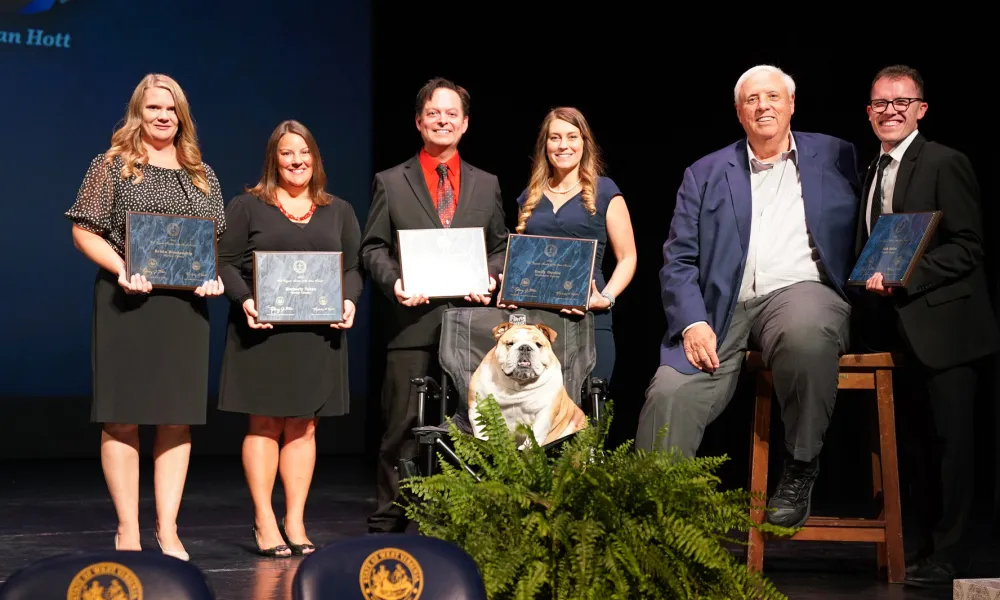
[217,120,364,556]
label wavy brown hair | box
[516,107,604,234]
[105,73,210,195]
[247,120,332,207]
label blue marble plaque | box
[498,234,598,310]
[126,212,218,290]
[253,251,344,324]
[848,211,942,286]
[397,227,490,298]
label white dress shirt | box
[865,128,919,234]
[737,134,826,302]
[683,133,827,335]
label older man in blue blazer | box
[635,65,861,528]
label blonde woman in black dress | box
[65,73,227,561]
[217,120,363,556]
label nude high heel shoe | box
[155,531,190,562]
[115,533,141,551]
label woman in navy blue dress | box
[500,107,636,385]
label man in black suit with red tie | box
[855,65,999,587]
[360,77,509,534]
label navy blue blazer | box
[658,131,861,374]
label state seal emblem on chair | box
[66,561,143,600]
[359,547,423,600]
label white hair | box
[734,65,796,104]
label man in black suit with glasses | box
[855,64,998,587]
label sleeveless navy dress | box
[515,176,621,383]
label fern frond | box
[402,397,791,600]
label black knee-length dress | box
[215,192,364,418]
[65,154,227,425]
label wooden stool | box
[745,351,905,583]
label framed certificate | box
[397,227,490,298]
[125,211,218,290]
[497,234,598,311]
[252,251,344,324]
[848,211,942,287]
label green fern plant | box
[400,394,797,600]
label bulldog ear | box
[492,322,513,339]
[534,323,557,343]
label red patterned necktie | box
[435,163,455,227]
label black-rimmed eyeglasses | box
[869,98,923,113]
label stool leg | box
[875,368,905,583]
[870,403,887,574]
[872,450,887,574]
[747,371,772,573]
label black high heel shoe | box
[279,518,316,556]
[252,525,291,557]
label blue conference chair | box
[292,533,486,600]
[0,551,214,600]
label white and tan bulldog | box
[467,321,587,447]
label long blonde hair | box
[105,73,210,195]
[516,107,604,233]
[246,120,332,207]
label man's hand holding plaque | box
[393,278,429,306]
[864,272,895,297]
[395,227,492,303]
[465,275,496,305]
[392,275,494,306]
[849,211,942,289]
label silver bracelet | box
[601,290,615,308]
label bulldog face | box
[491,322,558,383]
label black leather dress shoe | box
[904,560,955,587]
[367,521,409,535]
[905,547,934,575]
[905,558,925,575]
[766,457,820,528]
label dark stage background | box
[365,14,999,526]
[0,0,372,456]
[1,4,997,530]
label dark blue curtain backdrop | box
[0,0,372,404]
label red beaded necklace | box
[275,199,316,222]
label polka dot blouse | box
[65,153,227,258]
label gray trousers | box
[636,282,850,462]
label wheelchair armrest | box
[409,376,441,394]
[411,424,482,482]
[412,424,449,444]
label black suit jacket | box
[360,153,509,349]
[854,132,998,370]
